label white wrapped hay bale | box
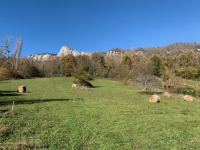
[72,83,77,88]
[164,92,171,98]
[17,85,26,93]
[149,94,161,103]
[183,95,193,102]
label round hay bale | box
[183,95,193,102]
[17,85,26,93]
[149,94,161,103]
[164,92,171,98]
[72,83,77,88]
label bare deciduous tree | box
[0,44,3,57]
[12,37,23,70]
[2,35,12,58]
[133,63,162,92]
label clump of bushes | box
[72,62,93,87]
[176,87,200,96]
[0,67,12,80]
[73,79,93,88]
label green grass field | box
[1,77,200,149]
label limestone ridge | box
[106,50,122,57]
[28,45,91,61]
[105,49,144,57]
[57,46,90,57]
[28,53,57,61]
[27,46,144,61]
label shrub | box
[176,87,196,96]
[73,63,92,81]
[72,79,93,87]
[176,67,198,79]
[0,67,12,80]
[28,66,41,77]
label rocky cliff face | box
[28,47,144,61]
[105,50,144,58]
[28,53,57,61]
[28,45,91,61]
[106,50,122,57]
[57,46,90,57]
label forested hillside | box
[0,40,200,85]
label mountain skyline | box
[0,0,200,57]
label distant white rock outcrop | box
[28,53,56,61]
[105,49,144,57]
[28,45,91,61]
[106,50,122,57]
[57,46,90,57]
[135,51,144,57]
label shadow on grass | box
[0,81,10,83]
[0,109,9,113]
[0,91,21,97]
[0,98,73,106]
[93,86,102,88]
[138,91,163,95]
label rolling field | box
[0,77,200,149]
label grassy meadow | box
[1,77,200,149]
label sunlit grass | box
[0,77,200,149]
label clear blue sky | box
[0,0,200,57]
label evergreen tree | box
[149,54,164,77]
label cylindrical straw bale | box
[149,94,161,103]
[17,85,26,93]
[164,92,171,97]
[72,83,77,88]
[183,95,193,102]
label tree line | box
[0,35,200,90]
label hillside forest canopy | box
[1,36,200,93]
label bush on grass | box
[72,79,93,88]
[176,87,197,96]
